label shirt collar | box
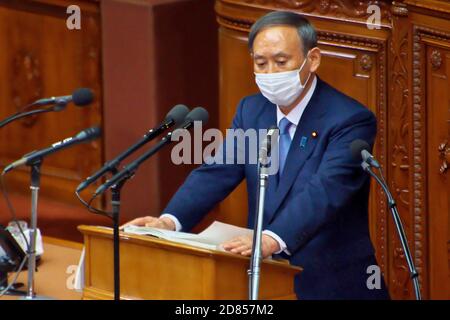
[277,75,317,127]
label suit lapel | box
[265,78,327,223]
[257,99,277,132]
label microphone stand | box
[0,108,57,129]
[248,160,269,300]
[20,159,50,300]
[362,162,422,300]
[86,166,124,301]
[110,171,124,301]
[26,161,40,299]
[94,132,174,301]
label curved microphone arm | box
[0,108,55,129]
[364,164,422,300]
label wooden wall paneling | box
[406,0,450,299]
[407,9,450,298]
[425,42,450,299]
[387,1,450,300]
[151,0,219,218]
[101,0,218,224]
[102,0,162,223]
[386,2,421,300]
[0,0,218,237]
[405,0,450,15]
[0,0,103,204]
[218,0,393,28]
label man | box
[124,11,389,300]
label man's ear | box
[308,47,321,73]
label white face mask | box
[254,56,311,107]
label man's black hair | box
[248,11,318,55]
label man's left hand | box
[221,234,280,258]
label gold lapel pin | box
[311,131,318,138]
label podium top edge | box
[77,225,302,272]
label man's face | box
[252,25,305,74]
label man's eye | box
[256,62,266,67]
[277,61,287,65]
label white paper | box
[124,221,253,251]
[124,225,200,241]
[74,247,85,291]
[196,221,253,245]
[10,228,44,256]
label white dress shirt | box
[162,75,318,255]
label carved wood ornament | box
[10,51,43,128]
[438,141,449,174]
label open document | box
[123,221,253,251]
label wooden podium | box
[78,225,301,300]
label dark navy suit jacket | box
[164,77,389,299]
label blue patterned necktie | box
[278,117,293,175]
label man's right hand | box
[121,216,176,231]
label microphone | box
[94,107,209,196]
[3,126,101,174]
[173,106,209,131]
[350,139,380,169]
[165,104,191,128]
[76,104,189,193]
[0,88,95,130]
[33,88,94,108]
[258,125,278,165]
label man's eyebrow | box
[253,52,291,59]
[253,54,266,60]
[273,52,291,58]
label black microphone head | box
[264,125,279,149]
[72,88,94,107]
[185,107,209,124]
[268,125,278,133]
[166,104,190,127]
[76,126,102,141]
[350,139,371,160]
[259,125,279,160]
